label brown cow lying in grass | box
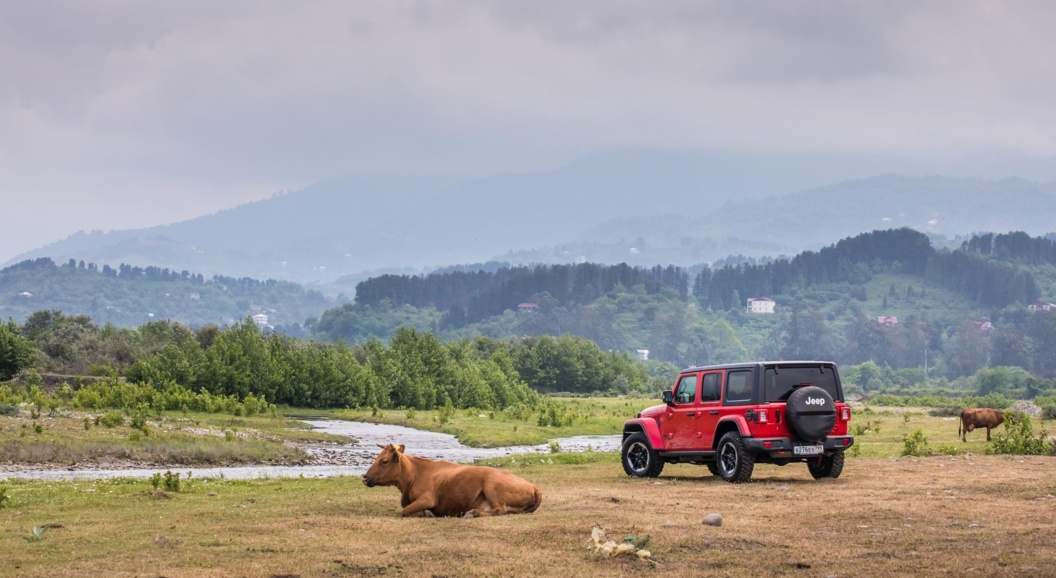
[959,408,1005,442]
[362,444,542,518]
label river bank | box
[0,419,622,481]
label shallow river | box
[0,420,622,482]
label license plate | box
[793,444,823,456]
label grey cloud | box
[1,1,1056,262]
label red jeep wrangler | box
[621,361,854,483]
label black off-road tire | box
[716,432,755,483]
[807,449,845,480]
[622,432,664,478]
[785,386,837,443]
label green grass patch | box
[333,396,653,447]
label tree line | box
[354,263,689,329]
[0,311,654,410]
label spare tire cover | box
[785,386,836,443]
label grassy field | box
[333,396,647,447]
[2,453,1055,577]
[0,410,350,467]
[1,402,1054,576]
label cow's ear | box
[396,444,405,454]
[377,443,387,449]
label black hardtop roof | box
[679,360,838,374]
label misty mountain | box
[9,151,1056,289]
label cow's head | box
[362,443,405,487]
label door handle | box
[686,412,696,417]
[709,410,719,415]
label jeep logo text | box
[805,397,826,406]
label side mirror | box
[662,390,673,405]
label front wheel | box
[716,432,755,483]
[621,432,664,478]
[807,450,845,480]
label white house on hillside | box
[746,297,775,314]
[252,313,269,326]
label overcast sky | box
[3,1,1056,263]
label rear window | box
[763,365,842,402]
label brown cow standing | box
[362,444,542,518]
[959,408,1005,442]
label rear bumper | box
[745,436,854,458]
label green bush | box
[901,429,930,457]
[162,471,181,492]
[96,411,124,428]
[988,412,1049,456]
[0,485,9,508]
[1041,405,1056,420]
[0,402,18,417]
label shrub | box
[0,485,9,508]
[163,471,181,492]
[1042,405,1056,421]
[0,402,18,417]
[901,429,930,457]
[988,412,1049,456]
[129,406,151,435]
[96,411,124,428]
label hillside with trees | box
[312,229,1056,391]
[0,257,336,333]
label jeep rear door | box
[694,370,724,449]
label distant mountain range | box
[9,150,1056,294]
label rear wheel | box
[716,432,755,483]
[622,432,664,478]
[807,450,845,479]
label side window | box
[700,373,721,402]
[674,374,698,404]
[724,370,754,403]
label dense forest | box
[0,257,334,332]
[313,229,1056,386]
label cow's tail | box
[958,417,962,440]
[525,486,542,514]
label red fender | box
[717,415,751,438]
[623,418,666,451]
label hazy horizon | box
[4,1,1056,264]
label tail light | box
[757,409,768,424]
[839,406,851,422]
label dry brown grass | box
[3,455,1055,577]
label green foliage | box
[987,412,1049,455]
[97,411,124,428]
[437,400,454,425]
[871,391,1011,411]
[0,320,35,380]
[901,429,930,457]
[150,471,182,492]
[26,526,47,542]
[0,402,17,417]
[163,471,181,492]
[537,400,577,427]
[0,485,8,508]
